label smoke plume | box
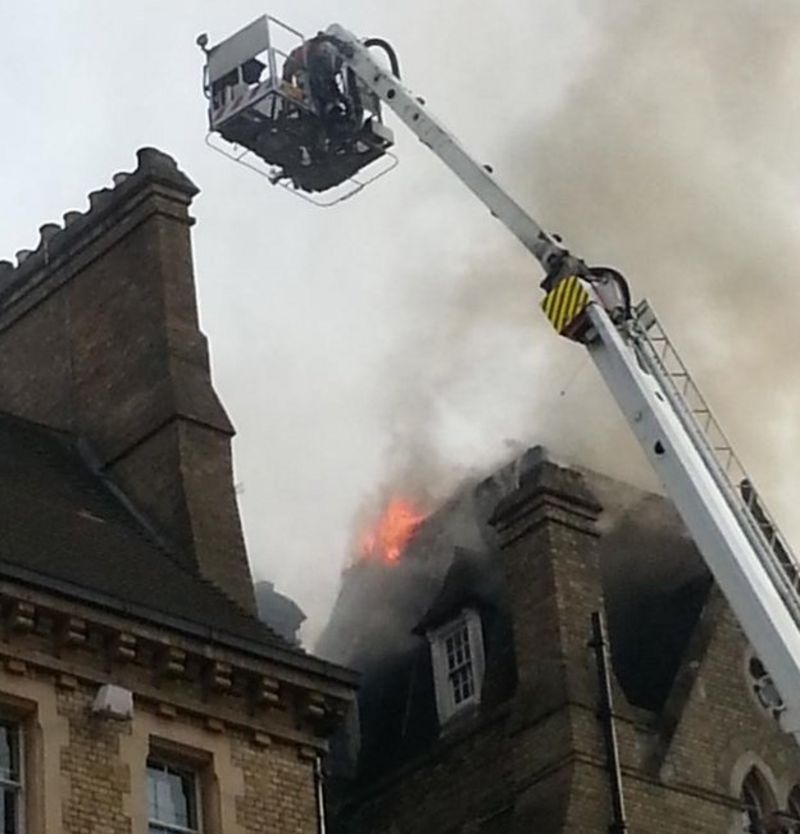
[362,0,800,544]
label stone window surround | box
[728,753,800,834]
[427,608,486,726]
[125,716,248,834]
[740,767,776,833]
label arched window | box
[740,768,777,833]
[785,786,800,831]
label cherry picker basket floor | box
[213,87,394,194]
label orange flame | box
[359,498,425,565]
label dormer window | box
[428,609,486,725]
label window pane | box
[147,768,158,820]
[0,725,19,783]
[450,663,475,705]
[147,761,197,831]
[0,787,18,834]
[445,626,471,673]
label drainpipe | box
[589,611,629,834]
[315,755,327,834]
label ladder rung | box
[636,301,800,616]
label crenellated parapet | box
[0,148,198,313]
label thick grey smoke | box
[517,0,800,533]
[358,0,800,548]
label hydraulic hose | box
[363,38,401,78]
[588,265,632,319]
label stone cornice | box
[0,579,355,749]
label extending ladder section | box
[632,300,800,628]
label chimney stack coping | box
[489,458,601,532]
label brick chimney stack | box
[0,148,255,613]
[490,450,605,715]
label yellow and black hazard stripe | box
[541,275,591,337]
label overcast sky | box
[3,1,799,645]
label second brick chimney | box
[0,149,255,613]
[490,450,605,714]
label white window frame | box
[0,718,24,834]
[427,608,486,725]
[146,757,201,834]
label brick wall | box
[58,686,131,834]
[233,736,319,833]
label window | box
[740,767,776,833]
[428,609,486,725]
[784,786,800,832]
[444,624,475,706]
[0,721,23,834]
[748,655,785,720]
[147,759,200,834]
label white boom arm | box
[326,23,800,742]
[325,25,570,276]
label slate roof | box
[0,410,300,656]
